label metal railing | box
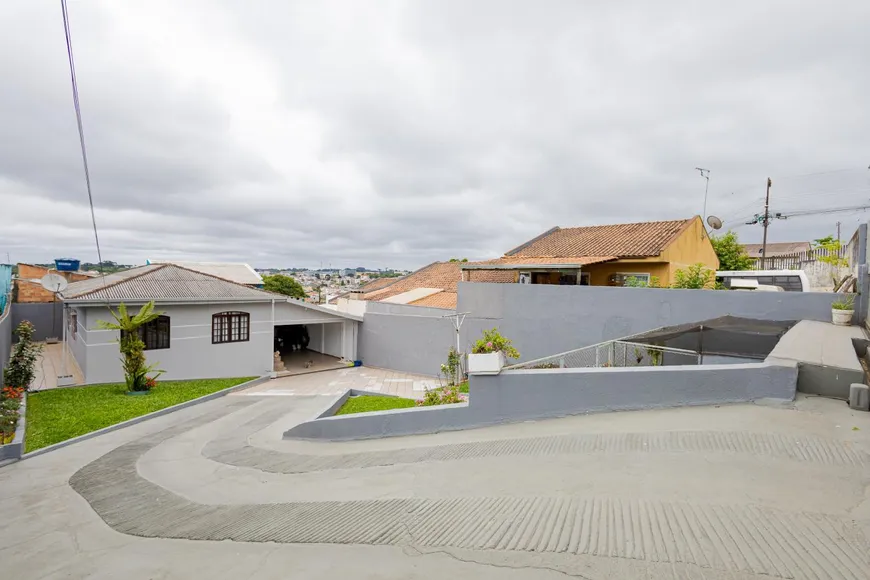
[504,340,700,370]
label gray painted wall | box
[0,303,12,380]
[359,303,455,376]
[285,360,798,440]
[75,302,275,384]
[69,307,88,377]
[10,302,63,342]
[459,283,844,365]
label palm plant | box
[97,301,164,392]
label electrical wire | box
[61,0,107,286]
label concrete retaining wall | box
[284,360,798,440]
[459,283,844,365]
[10,302,64,342]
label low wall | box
[10,302,64,342]
[284,360,798,440]
[359,302,454,376]
[459,283,845,365]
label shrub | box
[671,263,716,289]
[417,384,467,407]
[4,321,43,391]
[471,328,520,360]
[439,346,464,387]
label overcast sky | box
[2,1,869,270]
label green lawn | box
[335,395,416,415]
[25,377,255,452]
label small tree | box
[262,274,306,299]
[97,302,164,392]
[711,231,753,271]
[671,263,716,289]
[4,321,43,391]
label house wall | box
[458,283,844,365]
[584,261,670,287]
[660,217,720,283]
[10,301,64,342]
[322,322,344,358]
[76,302,275,384]
[68,306,88,377]
[15,264,92,303]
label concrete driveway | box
[234,365,439,399]
[2,390,869,579]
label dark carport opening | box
[627,316,798,364]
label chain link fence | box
[505,340,700,370]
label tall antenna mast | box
[695,167,711,222]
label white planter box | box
[832,308,853,326]
[467,352,505,375]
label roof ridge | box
[69,264,167,299]
[558,217,692,232]
[158,264,282,298]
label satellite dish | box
[706,215,723,230]
[41,273,68,293]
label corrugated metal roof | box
[62,264,276,302]
[152,261,263,285]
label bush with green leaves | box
[624,275,661,288]
[4,320,43,391]
[671,263,716,289]
[471,328,520,359]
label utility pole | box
[837,221,841,244]
[761,178,772,269]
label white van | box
[716,270,810,292]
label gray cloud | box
[1,0,869,270]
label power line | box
[61,0,106,283]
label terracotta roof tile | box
[506,218,696,258]
[409,291,457,309]
[465,256,616,267]
[361,262,460,302]
[359,277,399,292]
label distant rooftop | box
[149,261,263,286]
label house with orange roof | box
[462,216,718,287]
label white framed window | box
[620,273,650,286]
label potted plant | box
[467,328,520,375]
[831,294,855,326]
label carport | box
[272,300,361,375]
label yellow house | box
[462,216,719,287]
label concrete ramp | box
[767,320,867,398]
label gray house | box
[61,264,361,384]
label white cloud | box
[1,0,869,269]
